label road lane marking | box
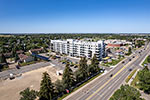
[96,70,127,99]
[85,56,138,100]
[102,71,131,100]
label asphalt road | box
[0,54,79,79]
[64,43,150,100]
[0,62,51,79]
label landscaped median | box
[125,69,137,83]
[131,72,140,88]
[57,72,103,100]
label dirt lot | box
[0,65,62,100]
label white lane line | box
[102,71,130,100]
[98,70,128,98]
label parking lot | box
[49,54,80,72]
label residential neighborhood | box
[0,34,150,100]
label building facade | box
[50,39,105,60]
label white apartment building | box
[50,39,105,60]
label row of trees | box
[110,85,144,100]
[126,47,132,55]
[20,55,102,100]
[0,54,7,64]
[0,54,8,71]
[138,66,150,94]
[135,40,145,48]
[0,35,50,54]
[0,34,148,54]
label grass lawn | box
[131,73,141,89]
[142,55,149,67]
[1,65,9,71]
[102,57,124,67]
[20,60,43,66]
[125,69,137,83]
[58,72,103,100]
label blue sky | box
[0,0,150,33]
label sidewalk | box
[140,90,150,100]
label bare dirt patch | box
[0,65,61,100]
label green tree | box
[90,54,100,74]
[54,79,64,94]
[39,72,54,100]
[15,53,19,63]
[110,85,144,100]
[128,47,132,55]
[33,55,37,61]
[62,63,75,89]
[0,53,7,63]
[12,49,16,57]
[147,55,150,63]
[20,88,37,100]
[138,67,150,94]
[75,57,88,82]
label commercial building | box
[50,39,105,60]
[105,39,132,48]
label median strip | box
[85,56,138,100]
[125,69,137,83]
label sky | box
[0,0,150,33]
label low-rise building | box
[18,54,34,63]
[105,39,132,48]
[29,48,43,54]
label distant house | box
[107,43,123,48]
[29,48,43,54]
[16,50,24,54]
[3,52,12,58]
[18,54,34,63]
[3,50,24,58]
[115,49,124,55]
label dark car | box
[62,62,66,64]
[110,74,113,77]
[132,56,135,58]
[16,65,20,69]
[122,61,125,64]
[129,68,132,71]
[129,59,131,61]
[74,65,78,68]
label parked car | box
[16,65,20,69]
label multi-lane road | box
[64,43,150,100]
[0,54,79,79]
